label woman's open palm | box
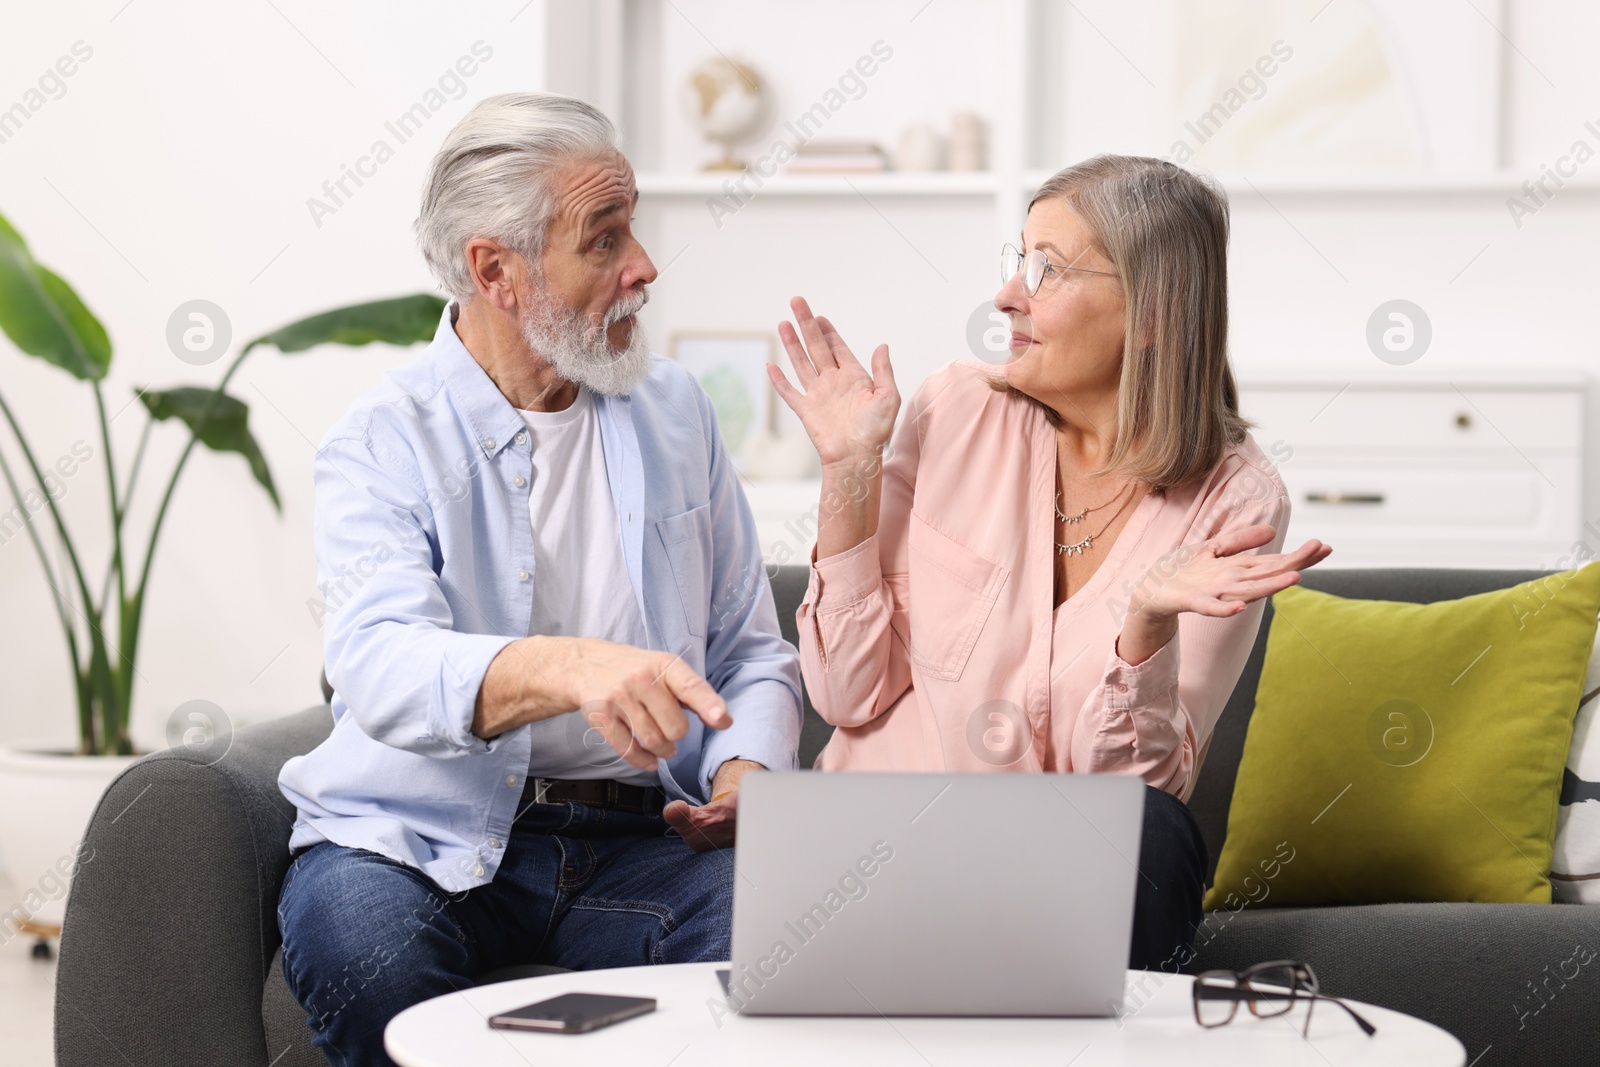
[1135,525,1333,620]
[769,296,900,468]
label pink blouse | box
[796,359,1290,802]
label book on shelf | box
[784,139,888,174]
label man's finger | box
[660,658,731,729]
[664,800,735,852]
[615,685,676,757]
[634,682,688,757]
[584,699,657,771]
[663,801,718,851]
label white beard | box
[520,285,652,397]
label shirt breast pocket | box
[656,503,712,638]
[906,510,1009,682]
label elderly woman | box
[768,154,1331,971]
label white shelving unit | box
[545,0,1035,253]
[635,171,1002,197]
[540,1,1594,569]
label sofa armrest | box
[55,704,334,1067]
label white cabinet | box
[742,376,1588,570]
[1239,371,1586,569]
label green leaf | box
[138,386,281,513]
[243,293,446,355]
[0,211,112,380]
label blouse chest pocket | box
[656,503,712,638]
[905,510,1010,682]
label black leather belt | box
[521,776,667,816]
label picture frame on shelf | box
[669,332,777,473]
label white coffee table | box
[385,962,1465,1066]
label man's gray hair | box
[414,92,619,302]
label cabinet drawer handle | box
[1306,492,1385,505]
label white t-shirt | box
[516,385,658,785]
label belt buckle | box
[530,777,553,805]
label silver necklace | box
[1054,484,1137,556]
[1053,483,1131,524]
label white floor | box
[0,877,59,1067]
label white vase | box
[895,123,944,172]
[0,744,139,932]
[948,111,986,171]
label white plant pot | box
[0,744,140,932]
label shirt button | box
[513,475,526,488]
[505,774,519,788]
[472,863,486,877]
[517,568,530,582]
[514,431,526,445]
[487,837,502,850]
[483,437,496,451]
[1115,683,1129,694]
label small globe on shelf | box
[681,56,770,171]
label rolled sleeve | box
[432,633,522,753]
[698,678,803,795]
[316,435,515,760]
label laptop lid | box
[728,772,1145,1016]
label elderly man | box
[275,92,802,1066]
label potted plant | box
[0,208,444,943]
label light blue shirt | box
[278,300,802,892]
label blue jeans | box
[276,801,734,1067]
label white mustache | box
[602,288,648,328]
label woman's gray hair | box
[990,154,1250,492]
[414,92,619,302]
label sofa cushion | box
[1205,565,1600,910]
[1185,568,1566,886]
[1553,625,1600,901]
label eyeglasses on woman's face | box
[1193,960,1377,1038]
[1000,242,1117,297]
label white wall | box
[2,0,1598,766]
[0,1,548,756]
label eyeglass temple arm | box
[1195,987,1378,1036]
[1323,995,1377,1037]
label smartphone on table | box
[487,992,656,1034]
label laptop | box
[722,772,1146,1017]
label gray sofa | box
[54,566,1599,1065]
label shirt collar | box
[434,299,533,461]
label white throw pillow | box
[1552,629,1600,903]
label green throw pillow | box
[1205,564,1600,911]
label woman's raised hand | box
[1132,525,1333,621]
[769,296,899,469]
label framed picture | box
[669,332,777,470]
